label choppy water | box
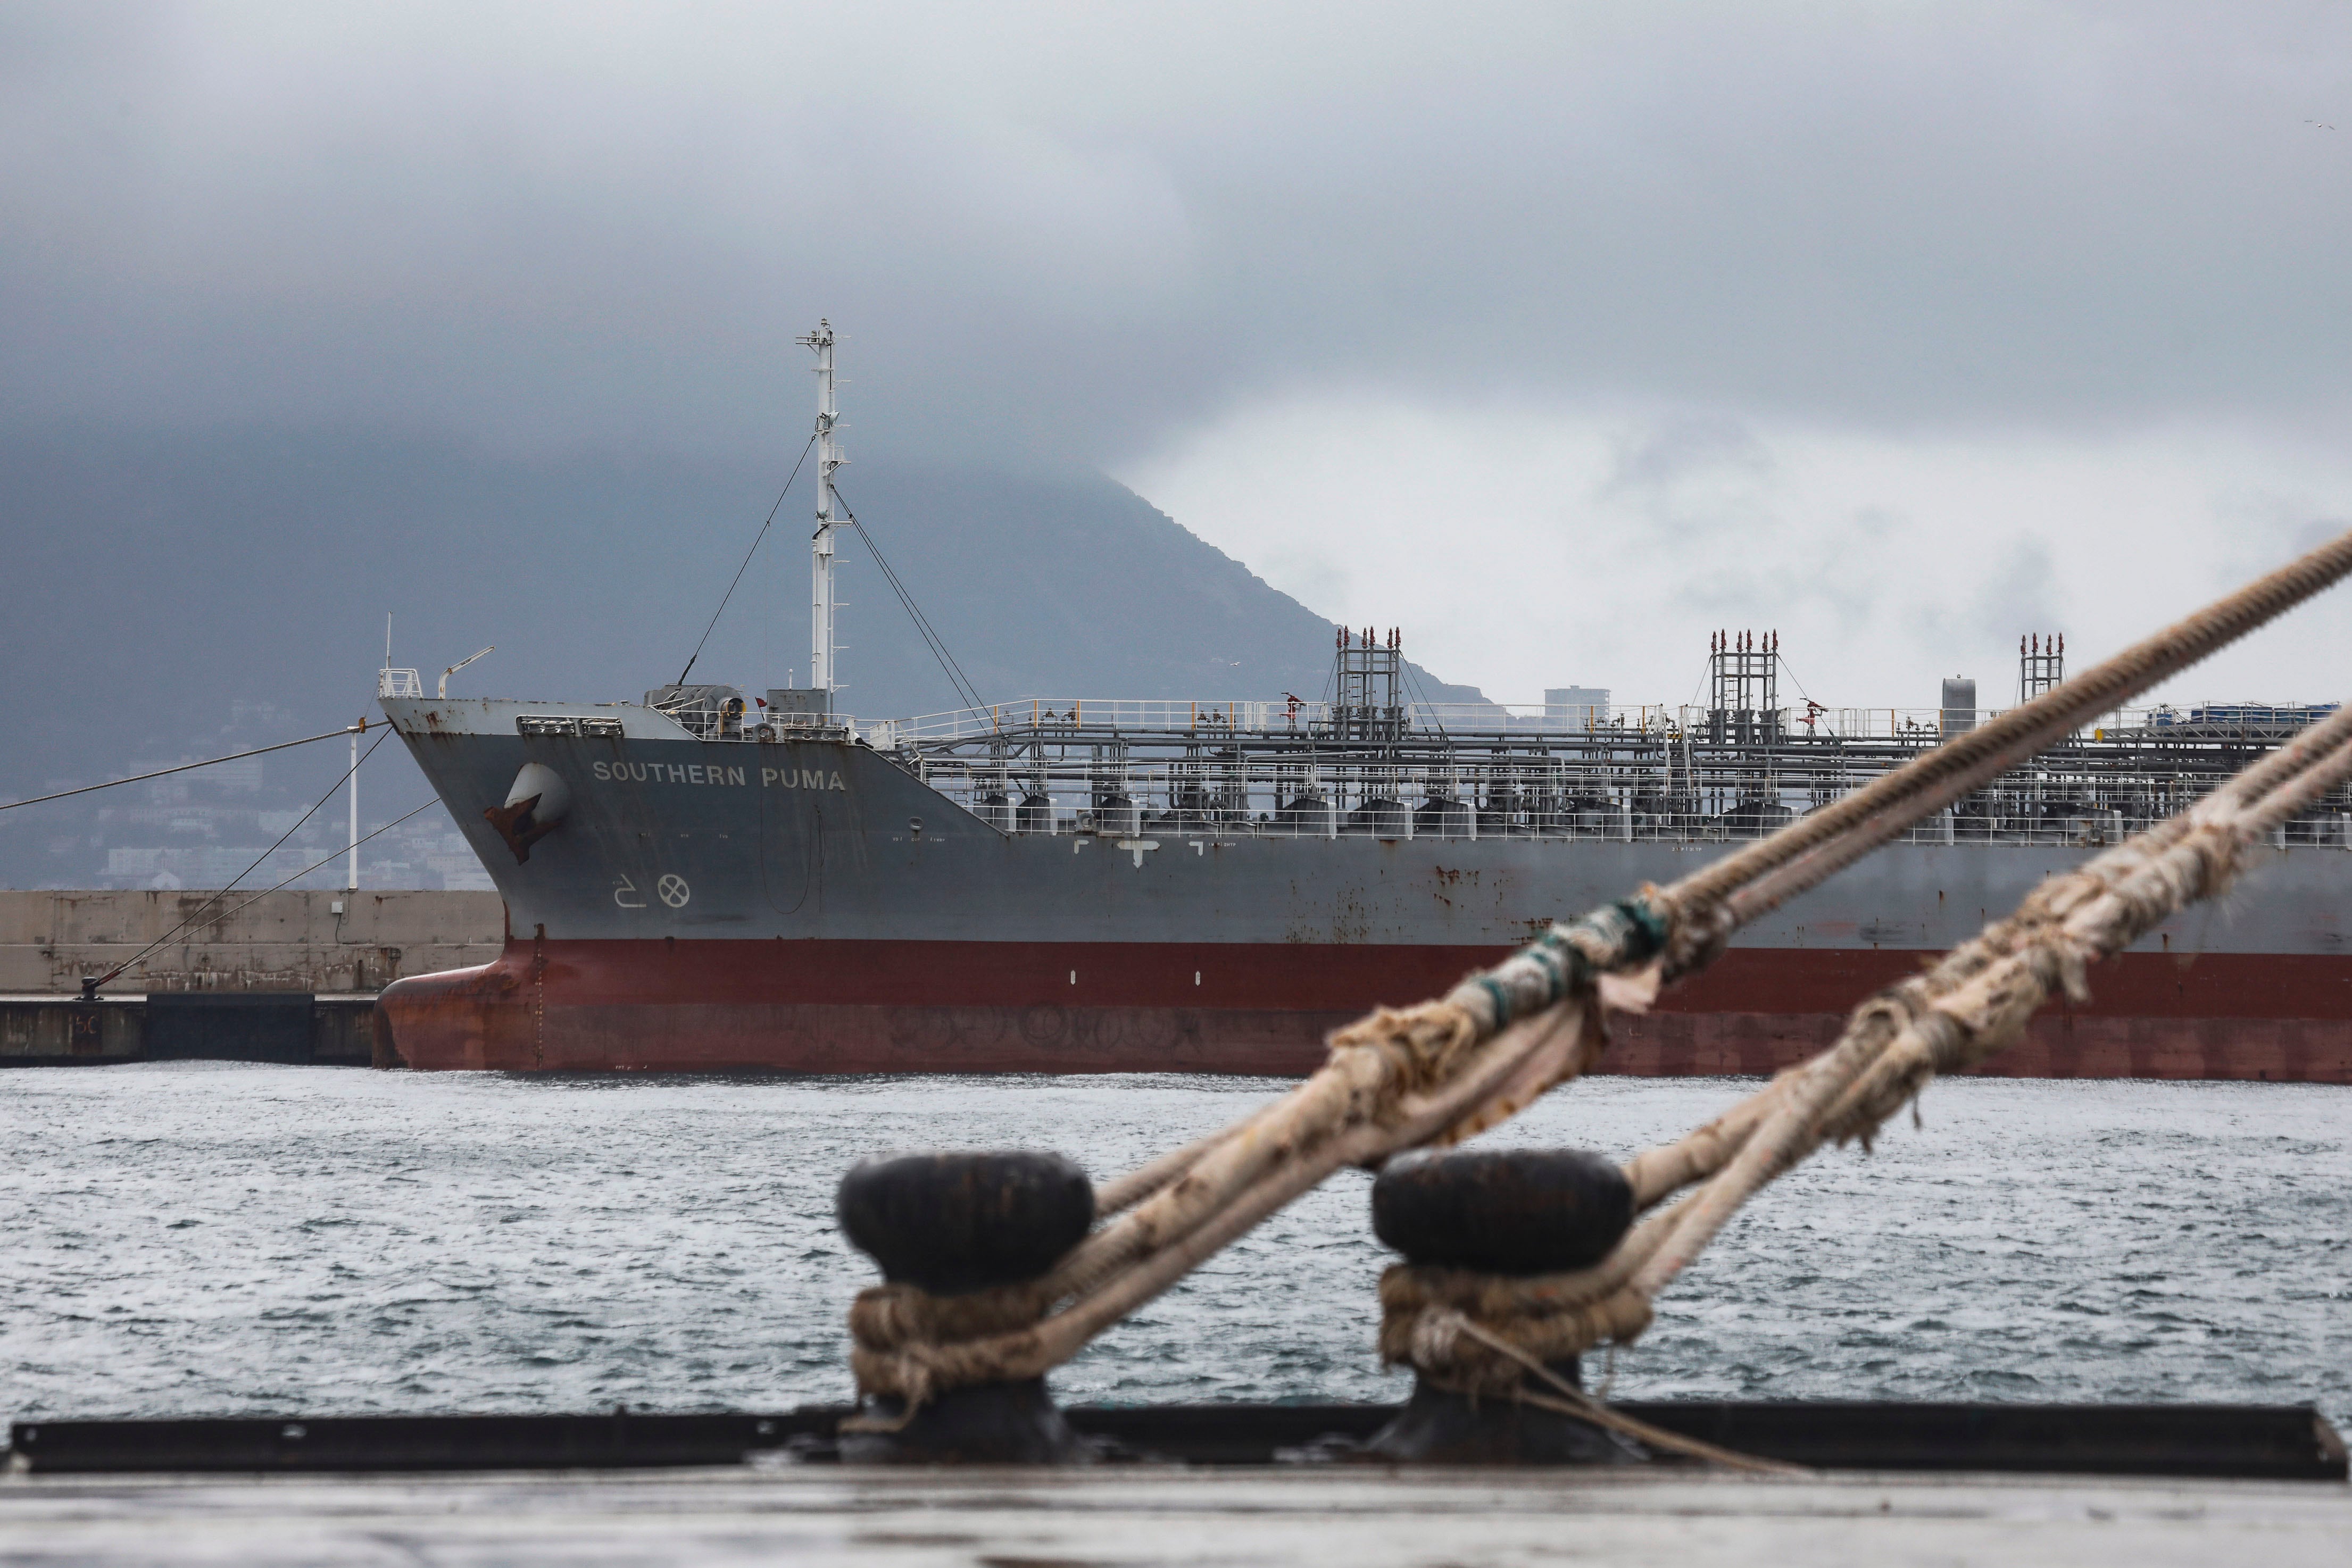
[1,1066,2346,1428]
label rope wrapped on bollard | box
[836,527,2352,1453]
[835,1153,1095,1460]
[1355,1148,1666,1466]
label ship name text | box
[591,760,847,791]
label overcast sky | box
[6,2,2351,709]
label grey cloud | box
[1952,539,2064,663]
[1597,413,1776,543]
[3,2,2350,465]
[1603,416,1773,495]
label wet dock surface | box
[3,1465,2347,1567]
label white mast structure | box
[799,320,842,707]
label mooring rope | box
[1657,526,2352,975]
[849,525,2352,1416]
[85,796,440,997]
[1428,1314,1807,1476]
[0,723,370,814]
[85,727,393,995]
[1383,699,2352,1395]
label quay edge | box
[2,992,379,1066]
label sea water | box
[1,1067,2345,1427]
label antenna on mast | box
[797,320,842,708]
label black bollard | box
[835,1150,1094,1463]
[1362,1147,1647,1465]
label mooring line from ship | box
[1088,522,2352,1221]
[205,802,441,925]
[0,722,373,814]
[847,526,2352,1433]
[829,482,990,715]
[675,431,820,688]
[1656,525,2352,975]
[82,728,395,996]
[1381,702,2352,1401]
[83,798,444,999]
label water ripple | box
[0,1066,2345,1427]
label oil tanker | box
[371,328,2352,1080]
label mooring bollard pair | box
[835,1146,1641,1464]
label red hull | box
[373,937,2352,1082]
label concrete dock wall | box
[0,994,379,1066]
[0,889,504,995]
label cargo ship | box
[371,328,2352,1079]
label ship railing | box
[887,700,1307,741]
[887,698,1702,739]
[377,668,424,699]
[877,698,2275,746]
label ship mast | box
[799,320,843,704]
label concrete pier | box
[0,889,501,996]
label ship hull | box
[372,699,2352,1080]
[373,936,2352,1081]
